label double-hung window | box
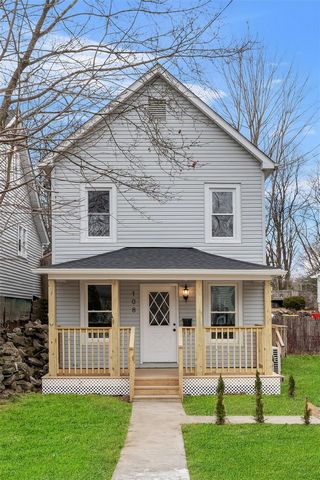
[209,283,241,339]
[80,185,116,242]
[87,284,112,328]
[18,226,27,258]
[88,190,110,237]
[205,184,240,242]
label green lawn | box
[0,394,131,480]
[183,424,320,480]
[183,355,320,416]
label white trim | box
[40,64,275,172]
[80,280,112,327]
[39,268,285,281]
[204,184,241,244]
[140,283,178,364]
[79,183,117,243]
[17,225,28,258]
[204,281,243,327]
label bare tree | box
[216,48,317,285]
[0,0,251,234]
[295,162,320,274]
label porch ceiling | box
[36,247,285,280]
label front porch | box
[43,276,281,399]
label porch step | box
[135,377,179,387]
[134,385,179,396]
[134,394,181,402]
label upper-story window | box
[80,185,117,243]
[88,190,110,237]
[18,225,27,258]
[205,184,241,243]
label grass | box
[183,355,320,416]
[0,394,131,480]
[183,424,320,480]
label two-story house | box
[38,65,284,400]
[0,116,49,323]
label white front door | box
[141,284,178,363]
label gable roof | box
[37,247,285,279]
[41,64,275,172]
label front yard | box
[183,355,320,479]
[183,355,320,416]
[183,424,320,480]
[0,394,131,480]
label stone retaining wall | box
[0,320,48,397]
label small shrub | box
[255,370,264,423]
[215,375,226,425]
[283,296,306,311]
[288,375,295,397]
[304,397,311,425]
[216,374,225,395]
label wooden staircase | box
[133,369,180,401]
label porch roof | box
[37,247,285,280]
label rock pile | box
[0,321,48,397]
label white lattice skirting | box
[184,375,281,395]
[42,377,129,396]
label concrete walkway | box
[112,400,189,480]
[112,400,320,480]
[185,415,320,424]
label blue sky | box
[220,0,320,152]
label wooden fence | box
[273,315,320,354]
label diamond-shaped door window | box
[149,292,170,326]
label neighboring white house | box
[0,118,49,323]
[38,64,284,399]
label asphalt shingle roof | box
[48,247,274,271]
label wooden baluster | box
[74,329,77,373]
[238,328,242,372]
[209,330,212,373]
[233,328,236,373]
[245,328,248,372]
[103,330,106,373]
[80,328,82,374]
[62,330,65,375]
[86,328,88,374]
[227,329,230,372]
[97,329,100,374]
[251,328,254,372]
[68,329,71,373]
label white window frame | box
[17,225,28,258]
[80,280,113,328]
[204,281,243,328]
[204,184,241,243]
[80,184,117,243]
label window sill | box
[80,236,117,244]
[205,238,241,244]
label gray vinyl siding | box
[56,281,80,326]
[243,281,264,325]
[0,152,43,300]
[52,77,266,265]
[55,279,263,367]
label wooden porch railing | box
[56,326,134,376]
[272,324,287,357]
[179,325,266,375]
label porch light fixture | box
[183,284,189,302]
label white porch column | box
[264,280,273,375]
[195,280,204,376]
[48,279,58,376]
